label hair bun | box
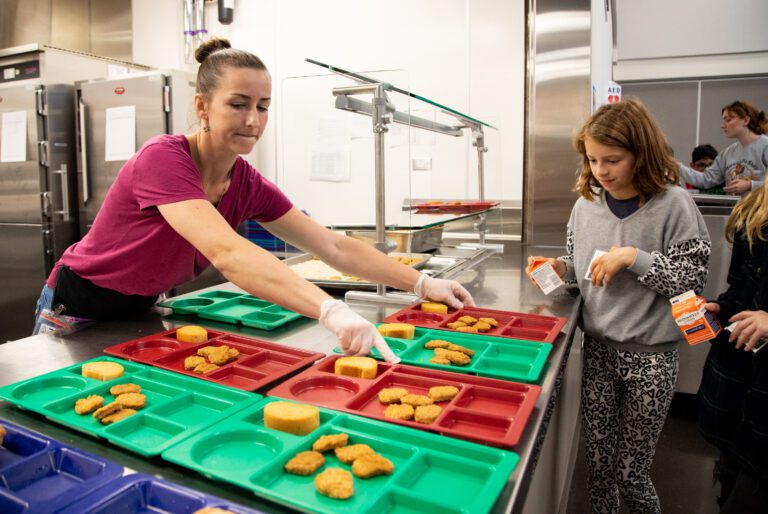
[195,37,232,64]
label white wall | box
[615,0,768,81]
[132,0,525,226]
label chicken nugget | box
[101,408,137,425]
[414,404,442,424]
[378,387,409,404]
[351,453,394,478]
[383,403,414,421]
[208,345,237,365]
[435,348,471,365]
[314,468,354,500]
[429,385,459,402]
[424,340,451,349]
[197,346,217,358]
[400,394,433,407]
[429,356,452,365]
[227,348,239,359]
[478,317,499,327]
[457,315,478,324]
[109,383,141,396]
[193,509,236,514]
[312,433,349,453]
[455,326,479,333]
[92,401,123,421]
[184,355,206,370]
[193,362,220,374]
[334,444,376,464]
[446,343,475,356]
[284,450,325,476]
[446,321,467,329]
[75,395,104,415]
[115,392,146,409]
[473,321,492,332]
[0,424,5,446]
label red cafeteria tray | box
[267,355,541,448]
[104,328,325,392]
[382,304,567,344]
[412,201,499,213]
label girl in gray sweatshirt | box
[531,98,711,514]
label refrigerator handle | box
[52,164,70,222]
[40,191,51,219]
[78,97,90,204]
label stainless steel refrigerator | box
[0,44,148,341]
[76,70,196,234]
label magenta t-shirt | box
[48,134,292,296]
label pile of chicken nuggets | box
[73,383,146,425]
[423,339,475,366]
[184,344,239,374]
[446,315,498,333]
[379,384,459,424]
[282,432,394,500]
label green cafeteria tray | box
[348,326,551,383]
[0,357,261,457]
[163,397,518,514]
[158,290,304,330]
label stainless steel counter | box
[0,241,581,514]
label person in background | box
[685,144,724,194]
[32,37,474,360]
[679,100,768,196]
[698,179,768,514]
[530,98,710,513]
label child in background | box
[698,179,768,513]
[686,144,725,194]
[530,98,710,513]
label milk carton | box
[527,257,564,295]
[670,291,721,345]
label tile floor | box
[566,393,720,513]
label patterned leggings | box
[581,336,679,514]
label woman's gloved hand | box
[319,299,400,363]
[413,272,475,309]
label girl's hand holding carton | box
[723,309,768,353]
[587,247,638,287]
[526,256,565,295]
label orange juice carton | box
[670,291,721,345]
[527,257,564,295]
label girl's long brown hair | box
[573,98,679,202]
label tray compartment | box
[8,375,91,404]
[452,386,526,418]
[436,409,512,439]
[287,375,361,404]
[197,297,272,322]
[393,451,494,504]
[364,488,464,514]
[346,372,461,417]
[116,337,184,360]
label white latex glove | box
[319,299,400,363]
[413,272,475,309]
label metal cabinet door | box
[0,223,46,341]
[78,72,168,233]
[0,83,41,224]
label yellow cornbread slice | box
[334,356,378,379]
[176,325,209,343]
[376,323,415,339]
[420,302,448,314]
[82,361,124,381]
[264,402,320,435]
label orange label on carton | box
[527,258,564,295]
[670,291,721,345]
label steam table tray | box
[268,355,541,448]
[158,290,303,330]
[0,420,123,514]
[336,326,551,383]
[0,357,260,457]
[57,473,266,514]
[162,397,518,514]
[104,328,325,392]
[383,304,567,344]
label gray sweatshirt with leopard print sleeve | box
[560,185,710,352]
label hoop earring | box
[202,125,210,133]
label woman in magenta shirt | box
[34,38,474,361]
